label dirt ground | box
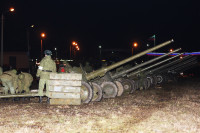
[0,77,200,133]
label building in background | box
[0,52,29,71]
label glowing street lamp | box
[41,33,45,38]
[71,41,79,59]
[9,7,15,12]
[40,32,46,58]
[72,41,76,45]
[133,42,138,47]
[132,42,138,55]
[1,7,15,66]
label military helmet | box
[18,73,25,79]
[44,50,52,56]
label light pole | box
[27,25,34,73]
[99,45,102,59]
[71,41,78,59]
[1,7,15,67]
[132,42,138,55]
[71,42,75,59]
[40,32,45,59]
[55,47,57,60]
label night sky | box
[0,0,199,59]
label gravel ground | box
[0,77,200,133]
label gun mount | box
[80,39,174,103]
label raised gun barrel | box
[147,55,193,75]
[85,39,174,80]
[111,48,181,79]
[162,56,197,74]
[127,53,183,78]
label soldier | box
[58,60,73,73]
[0,69,18,95]
[36,50,56,103]
[17,72,33,93]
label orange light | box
[41,33,45,38]
[180,56,183,59]
[9,7,15,12]
[72,41,76,45]
[77,48,80,51]
[133,42,138,47]
[170,49,173,52]
[76,46,79,49]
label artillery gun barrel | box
[146,55,192,75]
[127,53,182,78]
[85,39,174,80]
[167,57,197,73]
[111,48,181,79]
[172,61,198,73]
[159,56,197,74]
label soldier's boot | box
[47,97,50,104]
[39,96,43,103]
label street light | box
[1,7,15,67]
[27,24,34,73]
[133,42,138,47]
[40,32,46,59]
[55,47,57,60]
[132,42,138,55]
[99,45,102,59]
[9,7,15,12]
[70,41,76,59]
[71,41,79,59]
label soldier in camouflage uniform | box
[0,69,18,94]
[58,60,73,73]
[17,72,33,93]
[36,50,56,103]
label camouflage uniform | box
[36,50,56,97]
[0,69,18,94]
[58,61,73,73]
[18,72,33,93]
